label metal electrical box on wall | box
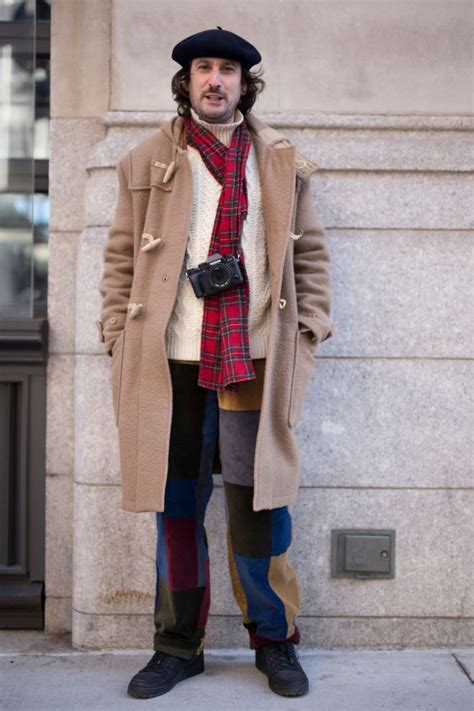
[331,529,396,580]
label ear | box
[240,80,248,96]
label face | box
[185,57,247,124]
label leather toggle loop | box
[95,319,105,342]
[289,228,304,240]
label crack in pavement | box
[452,653,474,684]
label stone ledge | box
[205,615,474,650]
[83,168,474,229]
[102,111,474,131]
[71,609,474,650]
[85,118,474,172]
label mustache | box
[202,90,226,99]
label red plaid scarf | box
[185,115,256,392]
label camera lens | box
[210,264,231,288]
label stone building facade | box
[46,0,473,649]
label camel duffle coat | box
[96,113,333,513]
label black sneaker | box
[255,641,309,697]
[127,649,204,699]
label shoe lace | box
[265,641,299,673]
[144,651,178,672]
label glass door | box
[0,0,50,629]
[0,0,49,318]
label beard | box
[190,93,239,124]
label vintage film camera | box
[186,252,244,298]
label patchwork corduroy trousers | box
[153,358,302,659]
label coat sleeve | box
[96,155,134,356]
[292,175,334,349]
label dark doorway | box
[0,0,50,628]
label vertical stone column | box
[72,115,163,649]
[73,167,157,647]
[46,0,111,634]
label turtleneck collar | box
[190,107,244,148]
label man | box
[97,27,333,700]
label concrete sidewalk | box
[1,632,473,711]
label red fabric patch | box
[164,516,199,591]
[185,116,256,392]
[250,625,301,650]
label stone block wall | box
[46,0,474,648]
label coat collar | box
[157,112,319,180]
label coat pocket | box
[111,329,125,425]
[288,327,317,428]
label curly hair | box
[171,62,265,117]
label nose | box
[208,67,222,87]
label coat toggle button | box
[141,233,162,252]
[127,303,143,318]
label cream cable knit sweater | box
[165,109,271,361]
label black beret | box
[172,27,261,70]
